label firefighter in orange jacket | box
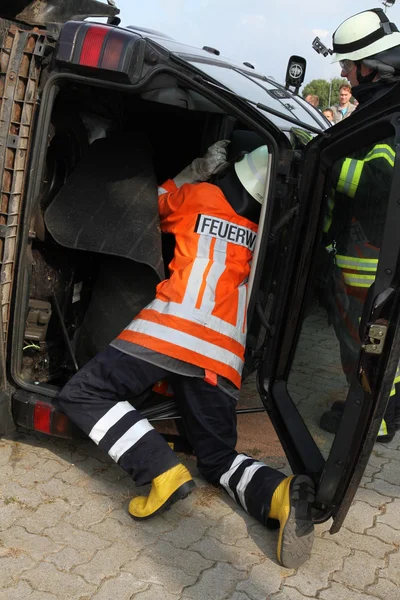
[57,142,315,569]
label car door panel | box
[257,83,400,529]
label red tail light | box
[56,21,146,84]
[33,401,52,433]
[33,400,75,437]
[79,25,109,67]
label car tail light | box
[33,400,75,437]
[79,25,109,68]
[56,21,146,84]
[33,401,53,433]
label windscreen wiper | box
[233,68,326,129]
[197,78,324,135]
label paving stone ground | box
[1,307,400,599]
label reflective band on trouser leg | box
[89,400,155,461]
[335,255,378,272]
[108,421,154,462]
[336,158,364,198]
[378,419,388,437]
[220,454,250,500]
[88,396,179,484]
[58,347,180,485]
[90,400,138,444]
[342,272,376,288]
[219,454,286,525]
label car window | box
[287,133,397,457]
[183,60,326,132]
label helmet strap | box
[356,62,378,85]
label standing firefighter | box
[57,142,315,569]
[318,7,400,440]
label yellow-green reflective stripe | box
[390,366,400,396]
[378,419,388,436]
[335,255,378,272]
[323,216,332,233]
[337,158,351,194]
[292,129,312,145]
[366,143,395,155]
[342,272,375,287]
[365,152,395,168]
[297,131,311,140]
[337,158,364,198]
[323,194,335,233]
[365,144,395,167]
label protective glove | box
[173,140,230,187]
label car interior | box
[18,75,271,404]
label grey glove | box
[173,140,230,187]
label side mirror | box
[285,55,306,95]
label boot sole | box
[129,479,196,521]
[278,475,315,569]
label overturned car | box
[1,0,400,534]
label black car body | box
[1,0,400,534]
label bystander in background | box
[329,84,356,123]
[322,108,335,122]
[305,94,320,107]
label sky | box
[110,0,400,88]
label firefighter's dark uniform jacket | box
[325,82,400,435]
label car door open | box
[256,82,400,532]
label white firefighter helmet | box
[332,8,400,63]
[234,145,269,204]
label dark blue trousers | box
[57,346,285,524]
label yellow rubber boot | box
[269,475,315,569]
[128,464,195,520]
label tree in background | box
[302,78,350,108]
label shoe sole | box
[278,475,315,569]
[129,479,196,521]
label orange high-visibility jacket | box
[117,179,258,388]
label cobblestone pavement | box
[1,308,400,599]
[1,424,399,599]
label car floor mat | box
[44,132,165,280]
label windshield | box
[183,60,327,132]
